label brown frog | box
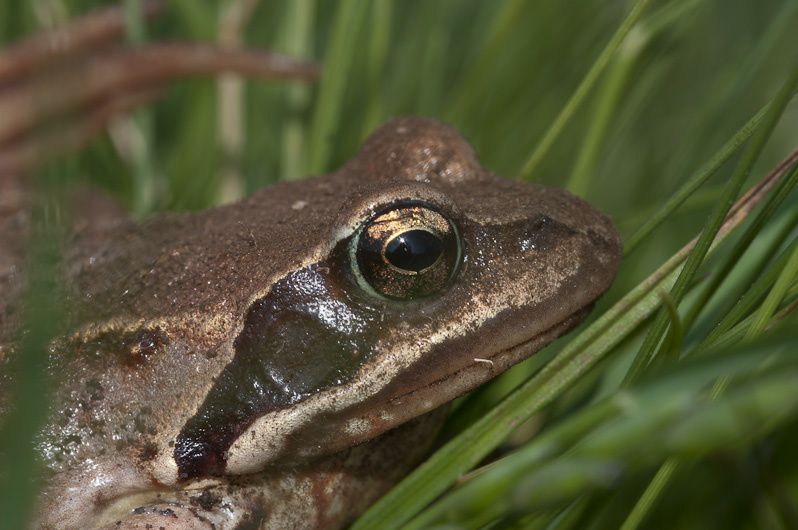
[0,117,621,529]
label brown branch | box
[0,87,164,176]
[0,0,164,85]
[720,147,798,231]
[678,144,798,265]
[217,0,263,203]
[0,42,320,147]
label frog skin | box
[0,117,621,529]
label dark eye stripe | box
[174,258,373,480]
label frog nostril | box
[519,214,575,253]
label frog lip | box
[385,304,592,410]
[489,304,592,363]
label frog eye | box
[352,203,462,300]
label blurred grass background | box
[2,0,798,529]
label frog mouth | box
[484,304,592,367]
[385,304,592,411]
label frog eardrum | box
[352,201,462,300]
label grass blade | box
[622,61,798,385]
[683,157,798,330]
[280,0,315,180]
[567,0,701,196]
[308,0,368,174]
[745,241,798,338]
[519,0,652,180]
[123,0,158,214]
[0,171,66,530]
[623,101,770,254]
[407,329,798,527]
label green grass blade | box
[123,0,158,214]
[620,229,798,530]
[519,0,652,180]
[445,0,526,121]
[622,61,798,385]
[567,0,700,196]
[510,339,798,513]
[361,0,392,139]
[623,101,771,255]
[700,237,798,350]
[308,0,368,174]
[673,0,798,177]
[745,241,798,338]
[406,330,798,527]
[0,172,66,530]
[683,159,798,329]
[708,286,798,354]
[566,45,636,196]
[404,402,618,529]
[618,459,680,530]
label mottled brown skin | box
[0,117,621,529]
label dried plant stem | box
[0,43,319,175]
[0,0,164,83]
[217,0,261,203]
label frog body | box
[0,117,621,529]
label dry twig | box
[0,1,319,176]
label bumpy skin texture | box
[0,117,622,529]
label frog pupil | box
[384,229,443,273]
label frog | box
[0,117,622,529]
